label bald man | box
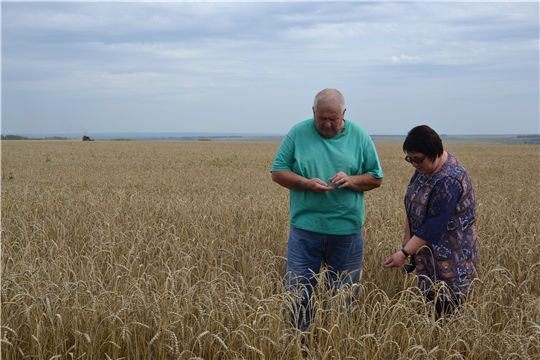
[271,88,384,332]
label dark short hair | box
[403,125,444,161]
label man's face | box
[313,100,346,138]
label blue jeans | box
[285,226,364,331]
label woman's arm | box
[383,235,429,268]
[402,219,411,248]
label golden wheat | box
[1,140,539,359]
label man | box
[271,88,384,331]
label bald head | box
[313,89,346,114]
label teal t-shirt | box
[271,119,384,235]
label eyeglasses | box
[404,155,426,164]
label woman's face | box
[405,151,438,175]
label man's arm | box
[271,170,334,193]
[347,173,383,192]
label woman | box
[384,125,478,318]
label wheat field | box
[1,140,539,359]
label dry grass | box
[1,140,539,359]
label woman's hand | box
[383,251,407,268]
[383,236,429,269]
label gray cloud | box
[2,1,538,135]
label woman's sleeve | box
[414,177,463,245]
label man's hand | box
[329,171,350,189]
[329,172,382,192]
[306,178,337,193]
[272,171,336,192]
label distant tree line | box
[1,135,70,140]
[1,135,30,140]
[517,134,539,144]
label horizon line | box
[3,131,539,137]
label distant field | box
[371,135,540,145]
[3,132,539,144]
[1,140,539,359]
[216,135,539,145]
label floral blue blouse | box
[405,152,478,297]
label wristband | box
[401,248,410,258]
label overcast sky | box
[2,1,538,136]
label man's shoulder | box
[286,118,315,136]
[345,120,368,134]
[344,120,373,142]
[293,118,315,130]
